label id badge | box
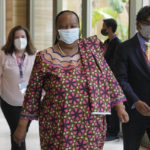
[18,81,28,94]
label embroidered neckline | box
[39,48,81,69]
[51,47,80,58]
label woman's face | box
[57,12,79,30]
[56,12,80,46]
[14,29,27,51]
[14,29,27,40]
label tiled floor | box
[0,109,149,150]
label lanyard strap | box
[16,54,25,79]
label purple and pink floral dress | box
[21,36,126,150]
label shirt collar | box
[137,32,150,51]
[12,51,28,59]
[109,34,117,41]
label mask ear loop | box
[57,33,60,41]
[54,31,60,44]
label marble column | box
[0,0,6,48]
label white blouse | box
[0,50,36,106]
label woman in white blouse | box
[0,25,36,150]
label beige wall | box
[6,0,53,50]
[6,0,13,37]
[34,0,53,50]
[6,0,28,38]
[13,0,28,27]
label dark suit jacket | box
[114,34,150,108]
[104,37,121,71]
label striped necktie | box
[145,42,150,63]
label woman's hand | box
[115,103,129,123]
[13,119,29,147]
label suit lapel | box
[133,34,150,75]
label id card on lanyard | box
[16,53,28,94]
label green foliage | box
[92,10,104,27]
[108,0,123,13]
[92,8,118,27]
[117,23,129,40]
[92,0,129,41]
[122,0,127,2]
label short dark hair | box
[136,6,150,22]
[103,18,117,33]
[2,25,36,55]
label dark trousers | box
[106,107,120,136]
[1,97,30,150]
[122,106,150,150]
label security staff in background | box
[101,18,121,141]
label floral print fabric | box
[79,36,126,113]
[21,36,126,150]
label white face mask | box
[140,25,150,39]
[58,28,79,44]
[14,38,27,50]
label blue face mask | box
[58,28,79,44]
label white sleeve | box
[0,50,4,95]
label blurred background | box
[1,0,129,50]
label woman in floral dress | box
[13,10,129,150]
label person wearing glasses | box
[114,6,150,150]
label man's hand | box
[135,100,150,116]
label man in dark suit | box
[101,18,121,141]
[101,18,121,71]
[114,6,150,150]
